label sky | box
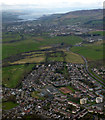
[1,0,104,12]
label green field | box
[2,101,18,110]
[11,55,45,64]
[66,86,75,92]
[2,40,40,59]
[71,43,103,61]
[3,64,35,88]
[2,32,21,42]
[31,91,45,100]
[89,31,104,36]
[47,52,64,62]
[3,34,83,59]
[47,50,84,64]
[65,51,84,63]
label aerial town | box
[2,62,105,119]
[1,9,105,120]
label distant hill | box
[2,9,103,29]
[2,11,23,23]
[38,9,103,29]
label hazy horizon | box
[1,0,104,13]
[1,0,104,21]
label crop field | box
[71,43,104,61]
[2,64,35,88]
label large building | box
[96,97,103,103]
[80,98,87,105]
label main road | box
[81,55,105,88]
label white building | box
[80,98,87,105]
[96,97,103,103]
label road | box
[81,55,105,88]
[67,47,105,88]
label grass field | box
[3,34,83,59]
[11,55,45,64]
[2,40,41,59]
[48,57,64,62]
[43,35,83,45]
[2,32,21,42]
[71,43,103,61]
[47,49,84,64]
[2,101,18,110]
[65,51,84,64]
[89,31,104,36]
[31,91,45,100]
[47,52,64,62]
[3,64,35,88]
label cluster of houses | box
[2,62,105,119]
[92,67,105,80]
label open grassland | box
[40,46,52,50]
[65,51,84,64]
[2,40,41,59]
[0,72,1,81]
[10,48,84,65]
[43,35,83,45]
[2,32,21,42]
[2,101,18,110]
[3,34,83,59]
[89,30,104,36]
[71,43,103,61]
[47,50,84,64]
[11,55,45,64]
[3,64,35,88]
[48,56,64,62]
[47,52,64,62]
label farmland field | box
[71,43,103,61]
[65,51,84,64]
[2,32,103,89]
[2,64,35,88]
[2,34,83,59]
[2,32,21,42]
[89,30,104,36]
[11,55,45,64]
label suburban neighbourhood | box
[2,61,105,119]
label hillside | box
[38,9,103,29]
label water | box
[18,12,52,22]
